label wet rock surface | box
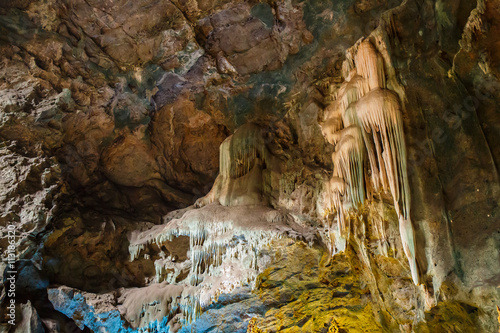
[0,0,499,332]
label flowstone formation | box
[47,126,322,332]
[320,38,418,285]
[195,123,273,208]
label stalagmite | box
[320,38,419,285]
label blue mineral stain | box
[49,286,270,333]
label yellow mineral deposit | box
[497,305,500,333]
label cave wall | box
[0,0,499,332]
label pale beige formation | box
[320,39,419,285]
[195,123,271,208]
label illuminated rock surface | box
[1,0,500,332]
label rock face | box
[0,0,499,332]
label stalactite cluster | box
[320,38,419,284]
[127,204,309,325]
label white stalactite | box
[127,204,317,326]
[332,125,365,209]
[320,38,419,285]
[327,176,347,234]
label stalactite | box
[320,38,419,285]
[127,205,313,325]
[336,75,370,115]
[355,40,386,90]
[331,125,365,209]
[399,217,419,285]
[355,88,410,219]
[321,117,344,144]
[327,176,347,234]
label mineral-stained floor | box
[0,0,499,332]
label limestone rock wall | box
[0,0,499,332]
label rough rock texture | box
[0,0,499,332]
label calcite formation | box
[195,123,272,207]
[320,38,418,285]
[126,204,316,329]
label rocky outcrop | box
[1,0,499,332]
